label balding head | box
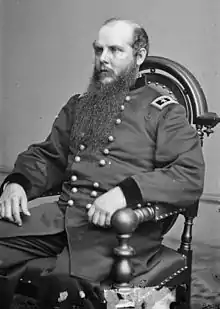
[102,18,149,58]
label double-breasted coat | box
[0,85,205,283]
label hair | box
[102,17,149,58]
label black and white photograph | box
[0,1,219,308]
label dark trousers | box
[0,232,105,309]
[0,232,66,309]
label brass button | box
[103,148,109,155]
[93,182,99,188]
[99,159,106,166]
[71,187,78,193]
[91,191,97,197]
[125,95,131,102]
[79,291,86,299]
[79,144,85,151]
[137,203,142,208]
[116,119,121,124]
[71,175,77,182]
[68,200,74,206]
[86,203,92,210]
[120,105,125,111]
[108,136,114,142]
[74,156,81,162]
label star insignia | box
[150,95,177,110]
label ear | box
[136,48,147,66]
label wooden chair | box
[106,56,220,308]
[14,56,220,309]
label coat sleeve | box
[118,103,205,208]
[0,95,79,200]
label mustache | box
[95,66,114,75]
[99,66,113,72]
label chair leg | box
[170,284,190,309]
[185,279,191,308]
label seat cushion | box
[130,245,187,287]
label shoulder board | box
[150,95,177,110]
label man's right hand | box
[0,183,30,226]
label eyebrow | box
[92,40,125,51]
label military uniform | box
[0,85,205,306]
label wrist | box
[113,186,127,208]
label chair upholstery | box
[130,246,187,288]
[14,56,220,308]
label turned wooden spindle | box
[196,124,205,146]
[110,207,155,289]
[111,208,139,289]
[179,216,194,253]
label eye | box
[93,43,103,55]
[110,46,123,54]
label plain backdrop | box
[0,0,219,196]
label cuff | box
[0,173,32,195]
[118,177,143,209]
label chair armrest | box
[110,205,186,289]
[111,204,185,234]
[195,112,220,145]
[135,203,185,223]
[195,112,220,128]
[110,204,197,288]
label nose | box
[99,48,109,64]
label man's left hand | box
[87,186,126,227]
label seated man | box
[0,17,205,309]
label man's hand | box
[87,186,126,227]
[0,183,30,226]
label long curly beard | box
[71,62,138,153]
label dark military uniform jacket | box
[0,85,205,283]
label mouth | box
[99,69,110,74]
[94,67,115,82]
[100,68,111,73]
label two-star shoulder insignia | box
[150,95,177,110]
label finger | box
[97,211,107,227]
[4,199,13,222]
[20,195,30,216]
[11,197,22,226]
[105,213,112,227]
[87,205,96,222]
[92,210,101,225]
[0,201,5,218]
[0,201,3,218]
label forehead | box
[97,21,134,47]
